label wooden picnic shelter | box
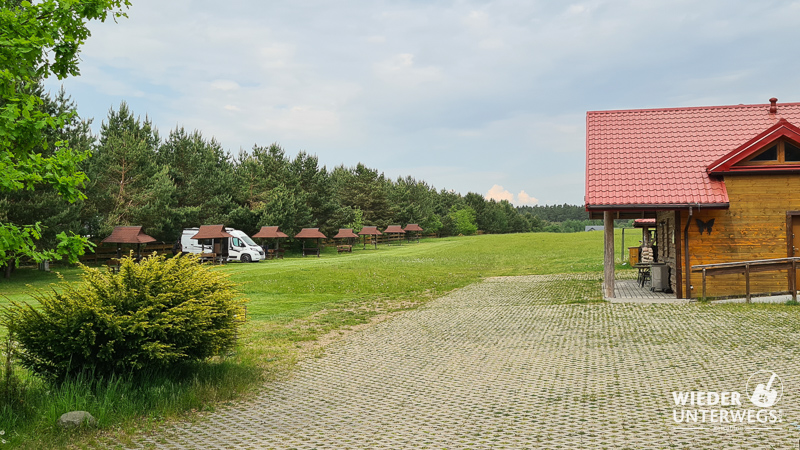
[383,225,406,245]
[102,226,156,259]
[586,97,800,301]
[295,228,327,257]
[191,225,233,263]
[403,223,423,243]
[252,226,288,259]
[358,226,382,249]
[333,228,358,253]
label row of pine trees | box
[3,91,563,250]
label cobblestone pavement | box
[127,274,800,449]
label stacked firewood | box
[640,246,654,264]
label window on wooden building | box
[741,139,800,165]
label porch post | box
[604,211,615,298]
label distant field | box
[0,230,630,311]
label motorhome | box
[177,228,264,262]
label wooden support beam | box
[702,268,707,300]
[745,264,751,303]
[604,211,615,298]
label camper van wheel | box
[241,254,252,263]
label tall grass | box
[0,231,627,448]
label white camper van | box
[177,228,264,262]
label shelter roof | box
[585,98,800,210]
[102,226,156,244]
[333,228,358,239]
[404,224,423,232]
[384,225,406,234]
[191,225,233,240]
[252,226,288,239]
[633,218,656,228]
[358,226,382,236]
[295,228,327,239]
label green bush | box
[2,254,246,380]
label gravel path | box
[125,274,800,449]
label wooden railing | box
[691,257,800,302]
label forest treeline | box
[2,92,596,251]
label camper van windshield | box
[241,235,257,247]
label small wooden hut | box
[333,228,358,253]
[191,225,233,263]
[403,223,424,243]
[295,228,327,257]
[383,225,406,245]
[252,226,288,259]
[358,226,382,249]
[102,226,156,259]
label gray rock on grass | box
[57,411,97,429]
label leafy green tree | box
[0,0,129,274]
[2,86,94,271]
[449,206,478,236]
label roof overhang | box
[252,226,288,239]
[191,225,233,240]
[102,226,157,244]
[295,228,327,239]
[586,203,729,220]
[333,228,359,239]
[708,118,800,174]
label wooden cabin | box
[586,98,800,299]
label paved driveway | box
[130,274,800,449]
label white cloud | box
[517,191,539,206]
[486,186,539,206]
[485,185,514,203]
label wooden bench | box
[200,253,226,265]
[106,258,121,273]
[302,247,320,257]
[337,245,352,253]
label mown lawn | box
[0,231,628,448]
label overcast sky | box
[43,0,800,205]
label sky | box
[43,0,800,206]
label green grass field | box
[0,231,632,448]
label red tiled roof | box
[358,226,382,236]
[252,226,288,239]
[633,218,656,228]
[295,228,327,239]
[404,223,423,232]
[585,100,800,209]
[102,226,156,244]
[384,225,406,234]
[191,225,233,240]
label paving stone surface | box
[123,274,800,449]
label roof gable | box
[707,119,800,174]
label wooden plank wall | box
[680,174,800,297]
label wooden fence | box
[691,257,800,302]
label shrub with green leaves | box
[2,254,246,380]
